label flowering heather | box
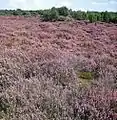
[0,16,117,120]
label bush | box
[0,7,117,23]
[13,9,23,16]
[88,14,97,23]
[41,8,59,21]
[65,15,74,21]
[57,15,73,21]
[57,6,69,16]
[57,16,66,21]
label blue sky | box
[0,0,117,11]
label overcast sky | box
[0,0,117,11]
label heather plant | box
[0,16,117,120]
[0,51,116,120]
[0,97,11,120]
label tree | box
[41,8,59,21]
[22,11,31,16]
[57,6,69,16]
[50,7,59,21]
[88,13,97,23]
[13,9,23,16]
[0,7,117,24]
[76,11,83,20]
[96,13,102,21]
[71,11,78,19]
[102,11,110,22]
[13,10,19,16]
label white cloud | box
[7,0,117,11]
[92,1,108,5]
[8,0,72,10]
[91,0,117,11]
[92,0,117,5]
[56,0,72,8]
[9,0,44,10]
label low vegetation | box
[78,71,94,80]
[0,16,117,119]
[0,7,117,23]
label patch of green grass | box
[79,71,94,80]
[77,71,94,87]
[0,98,11,120]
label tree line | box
[0,7,117,23]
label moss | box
[77,71,94,87]
[78,71,94,80]
[0,98,11,120]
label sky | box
[0,0,117,11]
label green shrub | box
[65,15,74,21]
[57,6,69,16]
[58,16,66,21]
[41,8,59,22]
[22,11,31,16]
[0,7,117,23]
